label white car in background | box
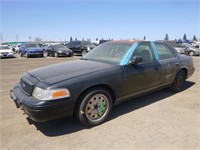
[0,45,15,58]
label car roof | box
[106,40,144,44]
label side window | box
[68,42,73,47]
[133,42,155,63]
[155,43,176,60]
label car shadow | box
[0,56,17,59]
[27,81,195,137]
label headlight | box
[32,87,70,100]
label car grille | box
[20,78,33,96]
[29,51,42,54]
[1,52,9,55]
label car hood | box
[27,60,115,85]
[0,49,12,53]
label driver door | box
[122,42,160,98]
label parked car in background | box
[67,40,95,56]
[0,45,14,58]
[11,40,195,127]
[45,44,73,57]
[194,45,199,49]
[92,40,99,46]
[161,40,185,54]
[20,43,44,58]
[171,43,185,54]
[183,43,200,56]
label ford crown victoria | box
[10,40,195,127]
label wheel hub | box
[85,94,108,121]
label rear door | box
[154,42,180,86]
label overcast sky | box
[0,0,199,42]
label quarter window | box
[155,43,176,60]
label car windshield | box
[83,42,133,64]
[54,45,66,49]
[26,44,39,48]
[0,46,10,50]
[81,41,92,46]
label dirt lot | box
[0,54,199,150]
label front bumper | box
[57,51,73,56]
[28,52,43,56]
[0,54,14,58]
[10,84,74,122]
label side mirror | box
[130,56,143,65]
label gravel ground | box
[0,54,199,150]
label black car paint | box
[45,45,73,57]
[10,41,195,122]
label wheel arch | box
[179,67,188,78]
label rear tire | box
[75,88,112,127]
[189,51,195,56]
[170,70,186,92]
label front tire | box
[76,88,112,127]
[170,70,186,92]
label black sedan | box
[10,40,195,127]
[45,44,73,57]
